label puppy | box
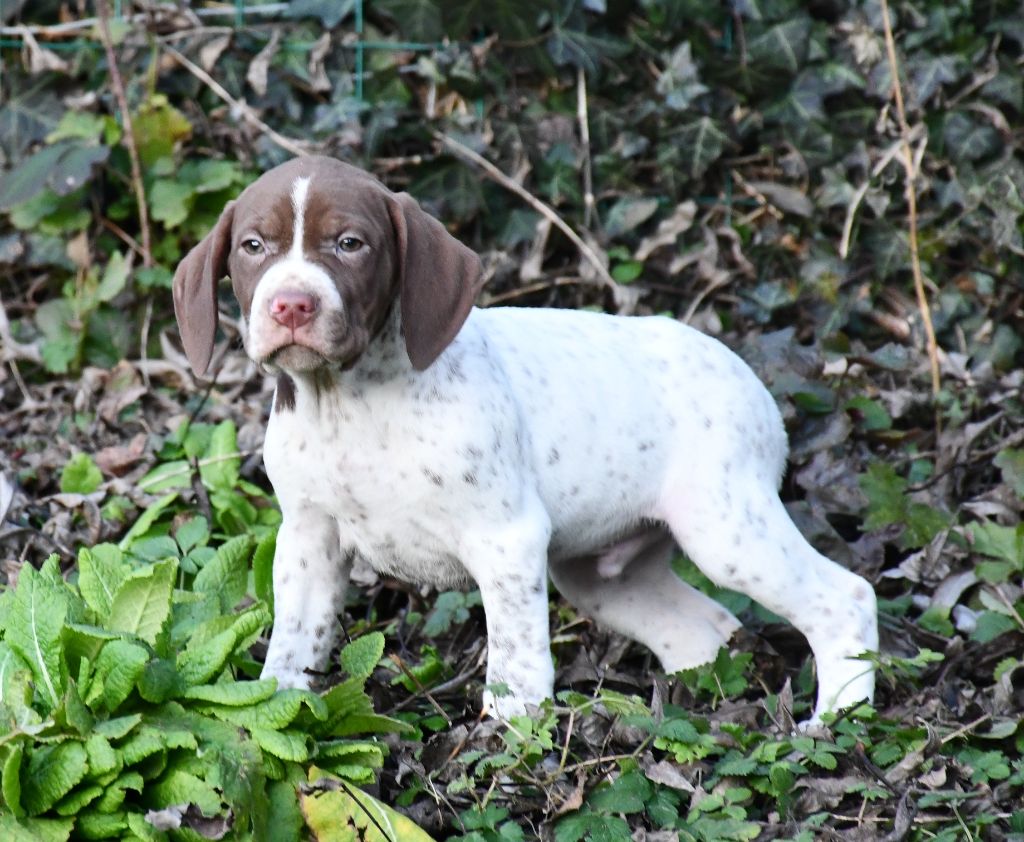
[173,155,877,722]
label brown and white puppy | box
[173,155,877,723]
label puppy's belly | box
[343,519,472,588]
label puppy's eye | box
[241,238,264,256]
[337,236,364,253]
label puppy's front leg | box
[261,509,351,689]
[461,506,555,718]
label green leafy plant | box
[0,547,406,839]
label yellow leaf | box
[300,783,436,842]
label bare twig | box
[0,294,41,365]
[0,4,288,38]
[434,132,637,312]
[577,67,596,230]
[160,42,312,158]
[879,0,941,399]
[96,0,152,271]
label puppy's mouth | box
[266,343,330,372]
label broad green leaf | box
[96,250,130,303]
[59,452,102,494]
[0,641,35,720]
[118,492,178,549]
[0,143,66,209]
[104,558,177,645]
[181,679,277,706]
[117,726,166,767]
[75,812,127,838]
[199,420,241,493]
[59,678,93,736]
[176,628,237,687]
[252,529,277,610]
[149,179,195,228]
[21,741,88,816]
[93,713,143,740]
[186,159,245,194]
[93,770,143,813]
[0,814,74,842]
[969,521,1024,567]
[86,640,148,712]
[340,632,385,680]
[52,782,102,816]
[76,544,130,617]
[2,562,66,712]
[137,460,193,493]
[199,688,327,731]
[300,785,437,841]
[84,734,119,781]
[250,727,312,762]
[132,94,192,167]
[193,533,253,612]
[175,517,209,554]
[2,743,24,817]
[46,110,114,144]
[147,768,221,817]
[137,657,182,703]
[586,769,651,814]
[267,779,305,842]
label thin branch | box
[96,0,152,270]
[435,132,636,312]
[160,42,312,158]
[576,67,596,230]
[0,4,289,38]
[879,0,941,399]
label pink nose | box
[269,290,318,330]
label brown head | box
[172,155,482,376]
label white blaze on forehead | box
[289,176,311,258]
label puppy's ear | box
[172,202,235,376]
[387,192,481,371]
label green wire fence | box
[0,0,443,101]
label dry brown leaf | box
[246,29,281,98]
[199,34,232,73]
[94,433,148,477]
[634,200,696,262]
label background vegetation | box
[2,0,1024,838]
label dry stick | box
[160,42,310,158]
[96,0,152,270]
[576,66,596,230]
[96,0,156,388]
[879,0,941,399]
[434,132,636,312]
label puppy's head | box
[172,155,482,376]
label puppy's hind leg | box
[661,482,878,724]
[549,528,741,673]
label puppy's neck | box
[272,306,414,413]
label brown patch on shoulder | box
[275,373,297,412]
